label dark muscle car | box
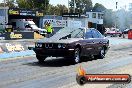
[33,27,109,63]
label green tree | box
[47,4,68,15]
[0,0,16,8]
[6,0,16,8]
[93,3,106,12]
[56,4,68,15]
[17,0,49,11]
[17,0,31,9]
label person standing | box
[45,22,53,38]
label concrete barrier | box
[0,42,35,59]
[1,32,44,40]
[0,46,3,53]
[0,32,43,59]
[5,43,25,52]
[0,42,34,53]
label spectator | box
[45,22,53,38]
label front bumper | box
[34,48,75,57]
[105,46,110,54]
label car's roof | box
[79,27,96,32]
[79,27,95,30]
[88,28,96,30]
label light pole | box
[4,0,6,30]
[115,2,118,31]
[68,0,69,13]
[68,0,75,13]
[4,0,5,7]
[73,0,75,13]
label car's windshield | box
[49,27,84,40]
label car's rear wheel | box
[97,47,105,59]
[119,34,122,37]
[36,55,47,63]
[73,48,81,64]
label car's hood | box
[37,38,83,43]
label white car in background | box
[28,21,47,35]
[10,19,47,35]
[104,28,122,37]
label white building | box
[86,11,103,25]
[71,11,104,29]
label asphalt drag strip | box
[0,38,132,88]
[0,46,132,88]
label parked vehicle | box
[10,19,47,35]
[123,29,131,34]
[33,27,109,63]
[104,30,122,37]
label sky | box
[49,0,132,10]
[0,0,132,10]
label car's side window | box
[85,30,93,38]
[92,30,104,38]
[92,30,99,38]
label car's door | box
[83,29,95,56]
[91,29,105,54]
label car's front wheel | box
[73,48,81,64]
[36,55,47,63]
[97,47,105,59]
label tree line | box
[0,0,107,15]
